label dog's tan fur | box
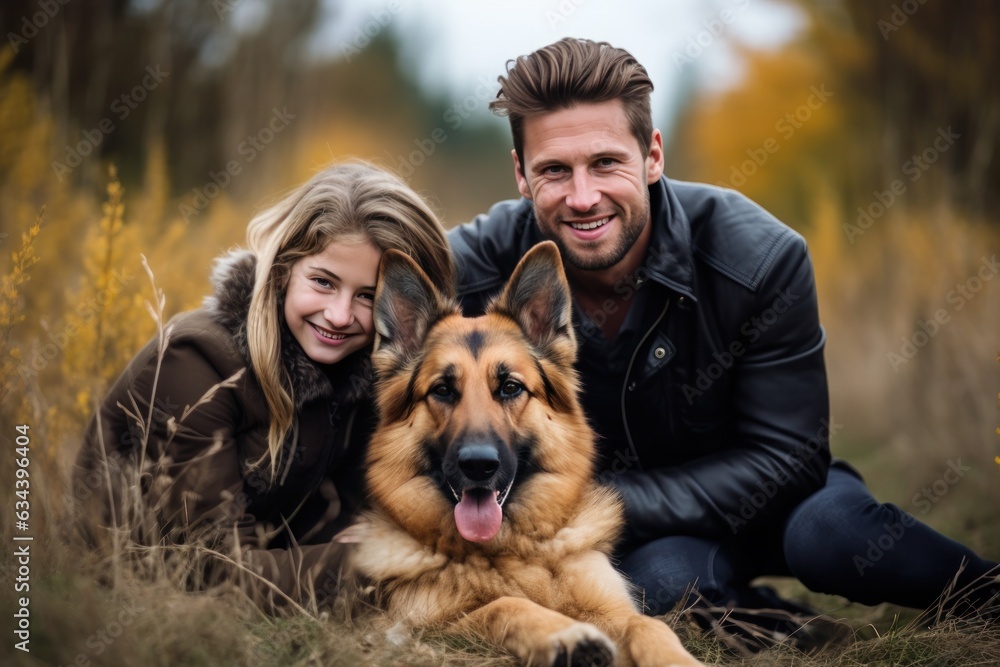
[349,242,703,667]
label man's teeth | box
[570,217,610,231]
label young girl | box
[72,162,453,607]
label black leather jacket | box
[448,177,832,546]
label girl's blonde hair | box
[245,161,453,478]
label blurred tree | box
[2,1,511,225]
[1,0,322,197]
[835,0,1000,214]
[668,42,848,227]
[668,1,999,224]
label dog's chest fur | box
[355,484,623,626]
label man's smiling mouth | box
[568,216,611,231]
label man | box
[448,37,997,635]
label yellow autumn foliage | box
[0,56,245,472]
[0,212,41,408]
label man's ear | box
[646,128,665,184]
[513,149,532,200]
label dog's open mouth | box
[447,479,514,543]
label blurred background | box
[1,0,998,559]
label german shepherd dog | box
[347,242,704,666]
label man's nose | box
[565,170,601,212]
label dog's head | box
[367,242,595,546]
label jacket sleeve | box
[106,328,351,608]
[610,234,832,543]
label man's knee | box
[630,568,703,616]
[783,474,904,590]
[618,536,727,614]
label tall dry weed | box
[0,211,41,409]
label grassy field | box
[2,559,998,667]
[1,447,998,667]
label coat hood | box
[202,249,372,410]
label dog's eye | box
[431,383,454,399]
[499,380,524,399]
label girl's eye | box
[500,380,524,399]
[358,292,375,302]
[312,277,332,288]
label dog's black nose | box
[457,444,500,482]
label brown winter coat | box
[72,250,373,607]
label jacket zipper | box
[620,296,670,473]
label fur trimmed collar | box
[202,249,372,410]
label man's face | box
[513,100,663,272]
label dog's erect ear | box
[491,241,576,364]
[374,250,452,366]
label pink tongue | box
[454,489,502,542]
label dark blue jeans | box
[618,465,999,615]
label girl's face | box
[283,239,382,366]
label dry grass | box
[2,489,998,667]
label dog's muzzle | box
[444,440,516,543]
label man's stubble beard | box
[536,197,650,273]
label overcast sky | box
[311,0,806,134]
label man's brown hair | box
[490,37,654,172]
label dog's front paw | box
[537,622,615,667]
